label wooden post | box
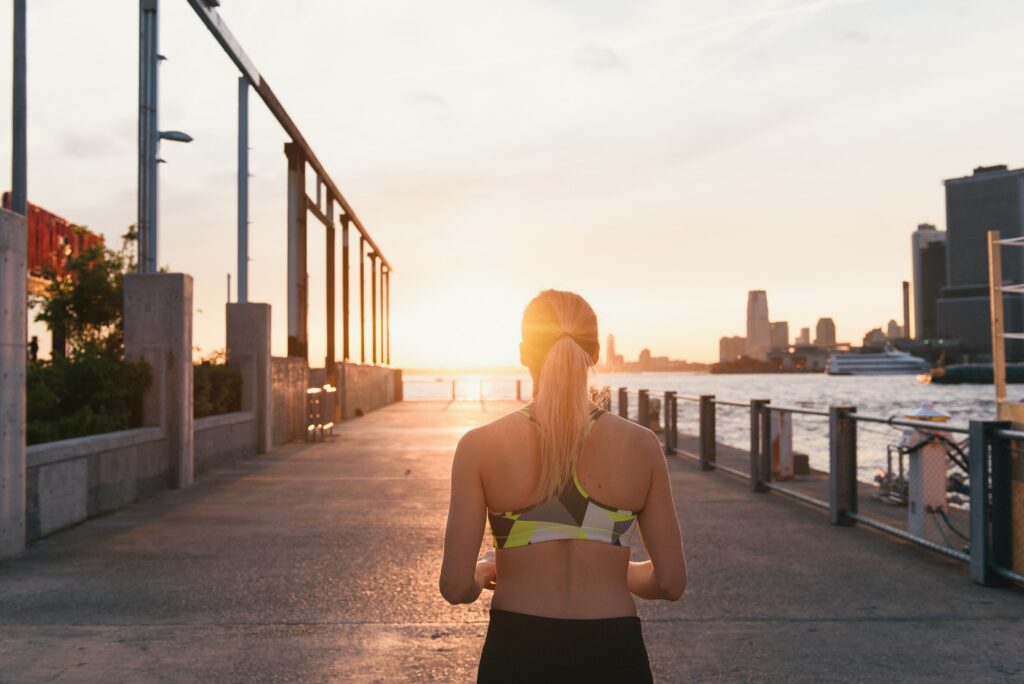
[988,230,1006,405]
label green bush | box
[27,352,151,446]
[193,362,242,418]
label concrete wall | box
[25,428,168,541]
[194,412,257,476]
[272,356,309,446]
[0,208,27,560]
[226,303,271,453]
[337,363,403,419]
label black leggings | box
[478,608,653,683]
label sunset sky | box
[3,0,1024,368]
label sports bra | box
[487,405,639,550]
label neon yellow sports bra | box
[487,406,639,550]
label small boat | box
[826,346,930,376]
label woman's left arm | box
[439,431,490,604]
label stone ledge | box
[27,427,165,469]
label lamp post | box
[138,0,193,273]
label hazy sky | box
[3,0,1024,367]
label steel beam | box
[185,0,390,270]
[11,0,27,216]
[342,217,350,361]
[285,142,307,359]
[371,253,377,365]
[325,197,335,382]
[237,75,249,302]
[359,237,365,364]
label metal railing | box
[613,386,1023,589]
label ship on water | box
[826,346,930,376]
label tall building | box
[795,327,810,345]
[815,318,836,347]
[638,348,651,365]
[606,334,616,367]
[912,224,947,340]
[745,290,771,360]
[937,165,1024,358]
[719,336,746,362]
[769,321,789,349]
[886,319,902,339]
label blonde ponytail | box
[521,291,600,502]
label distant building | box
[912,224,947,340]
[745,290,771,360]
[815,318,836,347]
[606,334,616,366]
[769,321,789,349]
[864,328,886,347]
[638,348,651,366]
[886,319,902,339]
[719,336,746,363]
[938,165,1024,359]
[795,327,810,345]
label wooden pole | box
[988,230,1007,405]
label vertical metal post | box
[699,395,716,471]
[380,268,387,366]
[138,0,160,272]
[370,253,377,365]
[618,388,628,418]
[761,407,773,487]
[341,217,350,361]
[988,230,1007,405]
[325,197,335,383]
[750,399,769,492]
[969,420,1011,585]
[663,391,677,454]
[516,379,522,401]
[637,390,650,429]
[359,236,365,364]
[11,0,27,216]
[285,142,307,358]
[829,405,857,525]
[237,75,249,302]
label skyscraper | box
[606,334,616,367]
[912,223,946,340]
[815,318,836,347]
[795,327,810,345]
[937,165,1024,357]
[769,321,789,349]
[745,290,771,360]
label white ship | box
[826,346,930,376]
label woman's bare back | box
[468,406,660,618]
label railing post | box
[829,405,857,525]
[761,406,773,487]
[969,420,1011,586]
[750,399,769,492]
[515,379,522,401]
[699,395,716,470]
[663,391,677,454]
[451,380,456,401]
[637,390,650,429]
[617,388,628,418]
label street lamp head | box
[159,130,194,143]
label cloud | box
[573,45,626,73]
[408,91,450,110]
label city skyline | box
[5,2,1024,367]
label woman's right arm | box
[628,431,686,601]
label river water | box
[403,371,1003,474]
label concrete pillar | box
[0,209,27,560]
[227,303,272,454]
[285,142,308,359]
[125,273,194,488]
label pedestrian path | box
[0,401,1020,682]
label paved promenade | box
[1,401,1022,683]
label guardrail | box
[613,386,1023,589]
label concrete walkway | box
[0,401,1021,683]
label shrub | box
[193,362,242,418]
[27,351,151,445]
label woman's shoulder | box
[455,406,530,455]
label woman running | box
[440,289,686,682]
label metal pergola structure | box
[137,0,391,373]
